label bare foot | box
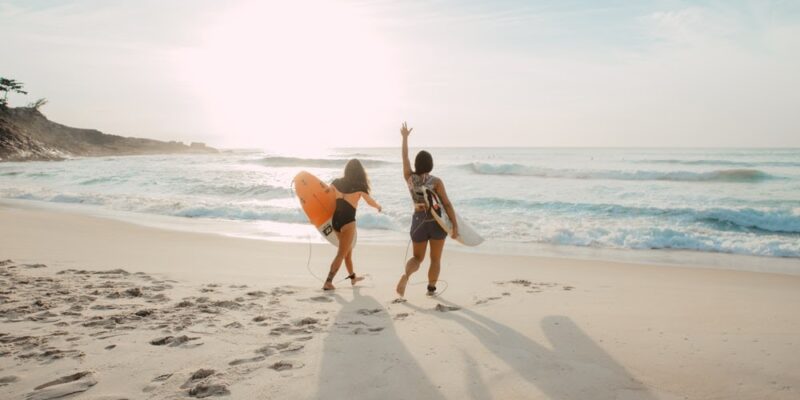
[322,282,335,291]
[350,275,365,286]
[426,284,437,296]
[395,274,409,297]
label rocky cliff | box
[0,107,216,161]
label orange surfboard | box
[292,171,354,247]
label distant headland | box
[0,106,217,162]
[0,77,216,162]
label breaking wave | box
[465,163,777,182]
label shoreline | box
[2,198,798,277]
[2,202,800,399]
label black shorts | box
[410,211,447,242]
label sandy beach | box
[1,202,799,399]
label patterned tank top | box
[407,174,439,212]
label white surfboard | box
[423,188,484,247]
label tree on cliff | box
[0,77,28,108]
[28,98,48,110]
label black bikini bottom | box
[332,199,356,232]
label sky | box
[1,0,799,149]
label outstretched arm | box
[362,193,382,213]
[401,122,413,180]
[433,178,459,239]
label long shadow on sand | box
[403,298,658,400]
[315,288,446,400]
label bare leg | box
[428,238,445,294]
[344,249,365,286]
[396,241,427,297]
[323,223,356,290]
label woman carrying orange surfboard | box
[323,159,382,290]
[396,122,459,298]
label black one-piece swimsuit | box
[332,198,356,232]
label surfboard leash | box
[289,181,325,283]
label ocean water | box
[1,148,799,262]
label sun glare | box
[175,0,403,151]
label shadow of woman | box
[315,288,446,400]
[402,298,659,400]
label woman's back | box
[332,177,366,208]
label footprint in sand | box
[356,308,383,316]
[142,373,173,393]
[434,304,460,312]
[20,348,85,363]
[294,317,319,326]
[134,309,154,317]
[149,335,201,347]
[270,324,313,336]
[495,280,570,294]
[147,284,173,292]
[82,318,116,329]
[180,369,229,398]
[26,371,96,400]
[253,341,305,357]
[180,369,215,389]
[152,373,172,382]
[394,313,410,320]
[106,287,143,299]
[0,375,20,386]
[306,295,333,303]
[210,300,242,310]
[274,342,305,353]
[94,269,130,276]
[269,360,303,372]
[474,296,502,305]
[352,326,385,335]
[188,382,230,398]
[255,345,277,356]
[228,356,266,366]
[271,287,296,296]
[90,305,118,310]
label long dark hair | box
[414,150,433,175]
[336,159,370,194]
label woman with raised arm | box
[396,122,459,298]
[323,159,382,291]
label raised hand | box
[400,121,413,137]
